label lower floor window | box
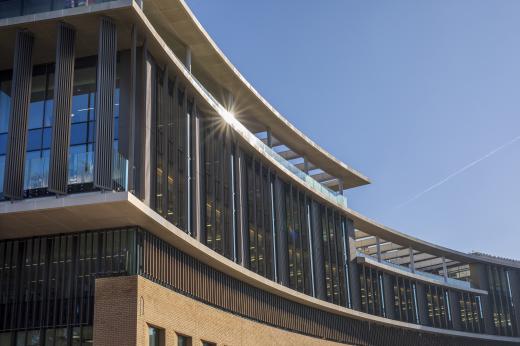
[148,326,164,346]
[177,334,192,346]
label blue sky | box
[186,0,520,259]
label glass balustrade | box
[68,150,94,186]
[67,149,128,191]
[19,149,127,194]
[0,0,118,20]
[24,154,49,190]
[112,149,128,191]
[356,251,472,290]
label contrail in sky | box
[394,134,520,210]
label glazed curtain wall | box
[149,68,351,304]
[358,264,484,333]
[0,71,12,199]
[0,56,120,199]
[0,228,137,345]
[120,48,520,336]
[146,57,500,335]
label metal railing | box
[356,251,472,290]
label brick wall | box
[93,275,346,346]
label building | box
[0,1,519,345]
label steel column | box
[414,282,429,325]
[469,263,495,334]
[274,176,289,286]
[310,200,326,300]
[346,218,361,310]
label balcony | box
[356,251,487,295]
[0,149,127,199]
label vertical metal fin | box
[48,23,76,195]
[3,30,34,200]
[94,17,117,190]
[161,67,169,216]
[310,199,326,299]
[127,25,138,192]
[274,176,289,286]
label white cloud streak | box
[394,134,520,210]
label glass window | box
[0,1,22,19]
[0,74,10,198]
[24,65,54,192]
[15,331,25,346]
[81,326,93,346]
[42,127,52,149]
[27,128,43,151]
[72,327,81,346]
[177,334,192,346]
[148,326,162,346]
[71,123,88,145]
[44,329,55,346]
[0,155,4,195]
[0,332,13,346]
[0,76,11,133]
[71,92,89,123]
[55,328,68,346]
[27,74,46,130]
[23,0,53,15]
[0,133,7,155]
[26,330,40,346]
[68,61,96,188]
[201,341,216,346]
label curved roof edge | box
[129,2,517,271]
[143,0,370,189]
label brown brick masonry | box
[93,275,347,346]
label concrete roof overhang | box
[141,0,370,189]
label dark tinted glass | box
[0,134,6,155]
[0,1,21,19]
[70,123,87,146]
[71,93,89,123]
[26,129,42,151]
[23,0,52,14]
[42,127,52,149]
[177,335,191,346]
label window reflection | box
[68,60,96,186]
[24,64,54,192]
[67,56,119,189]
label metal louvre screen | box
[93,17,117,190]
[48,23,76,195]
[0,229,137,332]
[136,229,502,346]
[3,30,34,199]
